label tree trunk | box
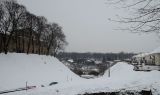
[47,40,53,55]
[37,31,42,55]
[32,36,34,53]
[27,37,31,54]
[15,31,18,53]
[27,29,32,54]
[37,37,41,55]
[53,52,56,57]
[22,30,25,53]
[47,47,50,55]
[18,36,21,52]
[38,41,41,54]
[4,28,15,54]
[3,33,7,54]
[41,46,44,54]
[0,34,3,53]
[47,33,55,55]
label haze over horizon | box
[17,0,160,53]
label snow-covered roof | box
[133,53,150,58]
[133,46,160,58]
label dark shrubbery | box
[88,71,99,76]
[73,68,83,76]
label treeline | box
[0,0,67,56]
[57,52,135,61]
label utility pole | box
[26,81,28,91]
[108,62,110,77]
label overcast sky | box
[17,0,160,53]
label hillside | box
[102,63,160,92]
[0,53,81,91]
[25,63,160,95]
[0,53,160,95]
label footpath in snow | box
[0,53,160,95]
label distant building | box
[132,47,160,71]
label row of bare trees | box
[0,0,67,56]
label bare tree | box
[107,0,160,34]
[52,26,67,56]
[0,1,12,54]
[36,16,47,54]
[45,23,57,55]
[0,2,5,53]
[0,0,67,55]
[25,12,38,54]
[1,0,26,53]
[44,23,67,56]
[15,5,26,53]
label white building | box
[132,47,160,71]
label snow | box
[133,52,150,58]
[133,46,160,58]
[67,59,74,63]
[103,63,160,90]
[0,53,160,95]
[0,53,81,91]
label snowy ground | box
[0,53,160,95]
[0,53,82,91]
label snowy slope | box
[0,53,81,91]
[103,63,160,90]
[1,54,160,95]
[26,63,160,95]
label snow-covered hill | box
[0,53,160,95]
[27,63,160,95]
[102,63,160,92]
[0,53,81,91]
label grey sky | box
[17,0,160,53]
